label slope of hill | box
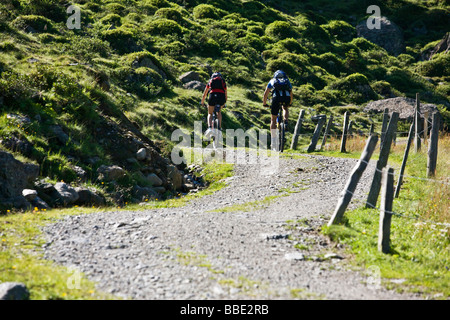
[0,0,449,210]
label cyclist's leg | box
[270,99,281,150]
[282,104,289,129]
[207,105,214,128]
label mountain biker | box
[201,72,227,136]
[262,70,293,150]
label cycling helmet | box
[274,70,286,79]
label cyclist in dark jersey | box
[201,72,227,136]
[263,70,293,150]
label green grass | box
[320,135,450,298]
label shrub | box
[301,24,330,43]
[266,59,298,80]
[145,18,183,36]
[371,80,394,98]
[146,0,170,8]
[350,37,379,52]
[12,15,55,33]
[329,73,377,104]
[244,34,265,51]
[312,52,344,76]
[65,36,111,61]
[99,13,122,27]
[416,53,450,78]
[321,20,355,42]
[21,0,66,22]
[155,8,183,22]
[101,28,136,54]
[193,4,219,20]
[274,38,304,54]
[247,25,264,36]
[105,2,126,15]
[160,41,186,56]
[265,21,298,41]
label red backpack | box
[209,73,226,93]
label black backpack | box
[272,75,291,97]
[209,73,226,91]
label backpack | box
[209,73,226,91]
[272,74,291,97]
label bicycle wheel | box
[279,121,285,152]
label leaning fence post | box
[340,111,349,153]
[291,109,305,150]
[328,135,378,226]
[424,111,429,145]
[414,93,421,153]
[427,112,440,178]
[307,115,326,152]
[320,115,333,151]
[394,121,414,198]
[378,166,394,254]
[366,112,399,209]
[380,108,389,150]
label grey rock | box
[356,16,405,56]
[0,282,30,300]
[54,182,79,206]
[0,135,34,156]
[74,187,105,207]
[30,196,50,210]
[166,165,182,190]
[72,165,87,181]
[22,189,38,201]
[0,151,39,199]
[49,125,69,144]
[363,97,439,121]
[183,80,206,92]
[136,148,147,161]
[132,185,158,202]
[178,71,200,84]
[97,165,126,182]
[146,173,163,187]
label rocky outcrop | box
[356,16,405,56]
[363,97,439,120]
[421,32,450,61]
[0,151,39,209]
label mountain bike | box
[276,103,287,153]
[202,104,223,149]
[211,104,222,149]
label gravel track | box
[42,153,422,300]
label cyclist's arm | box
[262,87,271,106]
[289,90,293,106]
[201,85,209,106]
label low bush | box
[12,15,55,33]
[155,8,183,22]
[321,20,355,42]
[416,53,450,78]
[193,4,220,20]
[265,21,298,41]
[145,18,184,36]
[101,28,136,54]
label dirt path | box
[42,153,421,300]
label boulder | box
[53,182,79,206]
[146,173,163,187]
[49,125,69,144]
[132,185,159,201]
[22,189,38,201]
[74,187,105,207]
[166,165,182,190]
[356,16,405,56]
[29,196,50,210]
[363,97,439,121]
[0,282,30,300]
[97,165,126,182]
[178,71,200,84]
[183,80,206,92]
[136,148,147,161]
[0,135,34,157]
[0,151,39,199]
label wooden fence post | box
[427,112,440,178]
[320,115,333,151]
[340,111,349,153]
[394,121,414,198]
[380,108,389,150]
[414,93,421,152]
[369,123,374,136]
[378,166,394,254]
[366,112,399,209]
[307,115,326,152]
[290,110,305,150]
[328,135,379,226]
[424,111,429,145]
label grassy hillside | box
[0,0,449,208]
